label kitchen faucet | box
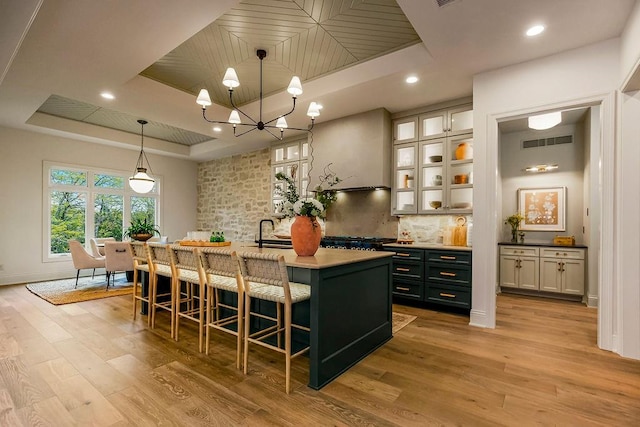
[258,219,274,248]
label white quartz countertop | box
[384,242,472,251]
[186,242,393,269]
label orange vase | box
[290,215,322,256]
[455,142,473,160]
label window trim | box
[43,161,161,263]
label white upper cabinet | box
[393,117,418,144]
[419,104,473,140]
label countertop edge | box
[383,243,472,251]
[497,242,588,249]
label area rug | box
[26,275,133,305]
[392,312,417,334]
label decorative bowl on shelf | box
[428,155,442,163]
[453,174,469,184]
[452,202,472,209]
[429,201,442,209]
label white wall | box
[0,126,198,285]
[500,123,585,243]
[620,0,640,85]
[472,38,620,340]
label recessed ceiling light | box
[406,76,419,84]
[526,25,545,37]
[528,111,562,130]
[100,92,115,100]
[213,126,222,132]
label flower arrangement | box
[275,164,341,219]
[504,212,525,242]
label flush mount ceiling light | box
[528,111,562,130]
[526,24,545,37]
[128,119,155,194]
[196,49,320,140]
[405,76,419,84]
[525,164,559,173]
[100,92,115,100]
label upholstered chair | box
[68,239,105,288]
[104,241,134,289]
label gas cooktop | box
[321,236,396,250]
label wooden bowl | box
[429,201,442,209]
[454,174,469,184]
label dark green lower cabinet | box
[386,248,472,310]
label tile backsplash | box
[398,214,473,244]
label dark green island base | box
[239,246,394,390]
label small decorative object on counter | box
[553,235,576,246]
[518,231,525,244]
[504,212,525,243]
[210,231,226,242]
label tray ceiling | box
[140,0,420,108]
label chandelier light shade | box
[196,49,320,140]
[528,111,562,130]
[129,119,155,194]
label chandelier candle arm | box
[196,48,320,140]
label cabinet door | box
[393,117,418,144]
[561,259,585,295]
[499,256,518,288]
[418,139,444,213]
[419,110,447,140]
[539,257,561,292]
[448,105,473,137]
[518,256,539,289]
[392,143,418,214]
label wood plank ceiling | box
[141,0,420,107]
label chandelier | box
[128,119,155,193]
[196,49,321,140]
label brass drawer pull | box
[397,286,411,291]
[440,255,456,260]
[439,292,456,298]
[396,253,411,257]
[396,267,411,272]
[440,272,456,277]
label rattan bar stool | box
[170,244,207,352]
[130,241,151,325]
[198,247,246,369]
[147,242,175,338]
[236,251,311,394]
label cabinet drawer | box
[426,285,471,309]
[388,248,424,261]
[392,280,423,300]
[426,264,470,286]
[500,245,539,257]
[426,250,470,265]
[540,248,585,259]
[392,261,423,281]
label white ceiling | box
[0,0,635,161]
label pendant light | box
[129,119,155,193]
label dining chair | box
[129,241,151,325]
[90,237,115,257]
[197,247,245,369]
[68,239,105,288]
[169,245,207,352]
[104,241,134,289]
[236,251,311,394]
[147,242,175,338]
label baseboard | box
[0,269,105,286]
[587,294,598,307]
[469,309,491,328]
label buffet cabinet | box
[387,247,472,309]
[499,245,585,296]
[391,102,473,215]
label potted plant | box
[123,217,160,241]
[504,212,525,243]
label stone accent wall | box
[197,148,272,242]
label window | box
[44,162,160,261]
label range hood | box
[309,108,391,190]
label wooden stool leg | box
[243,293,251,375]
[285,303,292,394]
[205,285,212,355]
[132,268,138,320]
[236,289,244,370]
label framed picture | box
[518,186,566,231]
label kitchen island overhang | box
[232,245,394,390]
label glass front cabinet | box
[271,138,309,216]
[392,103,473,215]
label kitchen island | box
[217,244,393,390]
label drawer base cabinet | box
[387,247,472,310]
[499,245,586,298]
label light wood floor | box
[1,284,638,426]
